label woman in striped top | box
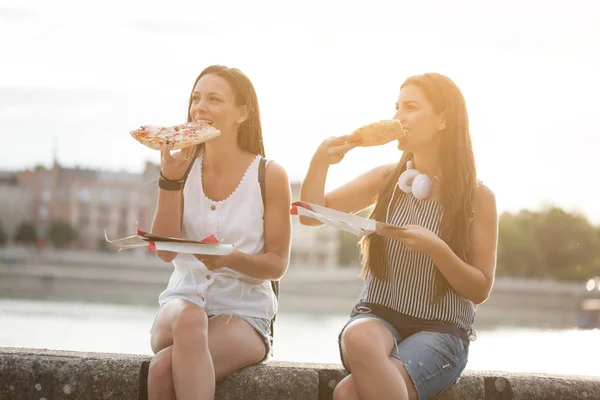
[300,73,498,400]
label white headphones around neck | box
[397,160,439,200]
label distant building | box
[0,172,35,242]
[17,162,150,251]
[10,157,344,266]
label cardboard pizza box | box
[105,228,233,255]
[290,201,404,237]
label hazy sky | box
[1,0,599,222]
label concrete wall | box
[1,348,598,399]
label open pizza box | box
[105,228,233,255]
[290,201,404,237]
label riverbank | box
[0,252,588,330]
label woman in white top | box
[147,65,292,400]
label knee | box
[148,348,173,384]
[341,324,381,363]
[332,377,357,400]
[172,303,209,341]
[150,330,171,355]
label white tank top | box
[158,152,277,320]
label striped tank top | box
[356,186,476,332]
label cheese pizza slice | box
[351,119,407,147]
[130,121,221,150]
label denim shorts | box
[208,314,272,362]
[338,312,469,400]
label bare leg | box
[171,301,214,399]
[207,315,266,380]
[332,374,361,400]
[147,303,267,399]
[147,346,175,400]
[339,318,417,400]
[148,299,215,400]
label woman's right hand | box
[160,145,198,181]
[312,135,361,166]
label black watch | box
[158,173,185,191]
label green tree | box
[536,207,600,280]
[497,206,600,281]
[98,238,110,252]
[497,210,544,277]
[14,221,38,246]
[0,221,6,246]
[46,221,78,249]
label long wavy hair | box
[359,73,477,303]
[187,65,265,157]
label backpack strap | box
[258,157,279,356]
[259,157,266,207]
[182,146,202,184]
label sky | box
[1,0,599,223]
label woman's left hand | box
[194,250,239,271]
[377,225,447,255]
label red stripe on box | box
[291,201,310,210]
[148,241,156,252]
[200,235,219,243]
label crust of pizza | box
[351,119,407,147]
[130,121,221,150]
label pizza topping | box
[129,121,221,150]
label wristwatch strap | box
[158,173,185,191]
[158,145,201,191]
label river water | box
[0,299,598,377]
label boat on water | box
[577,276,600,329]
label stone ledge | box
[0,347,146,400]
[1,348,599,399]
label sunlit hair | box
[187,65,265,157]
[360,73,477,303]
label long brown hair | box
[187,65,265,157]
[360,73,477,303]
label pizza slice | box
[350,119,407,147]
[130,121,221,150]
